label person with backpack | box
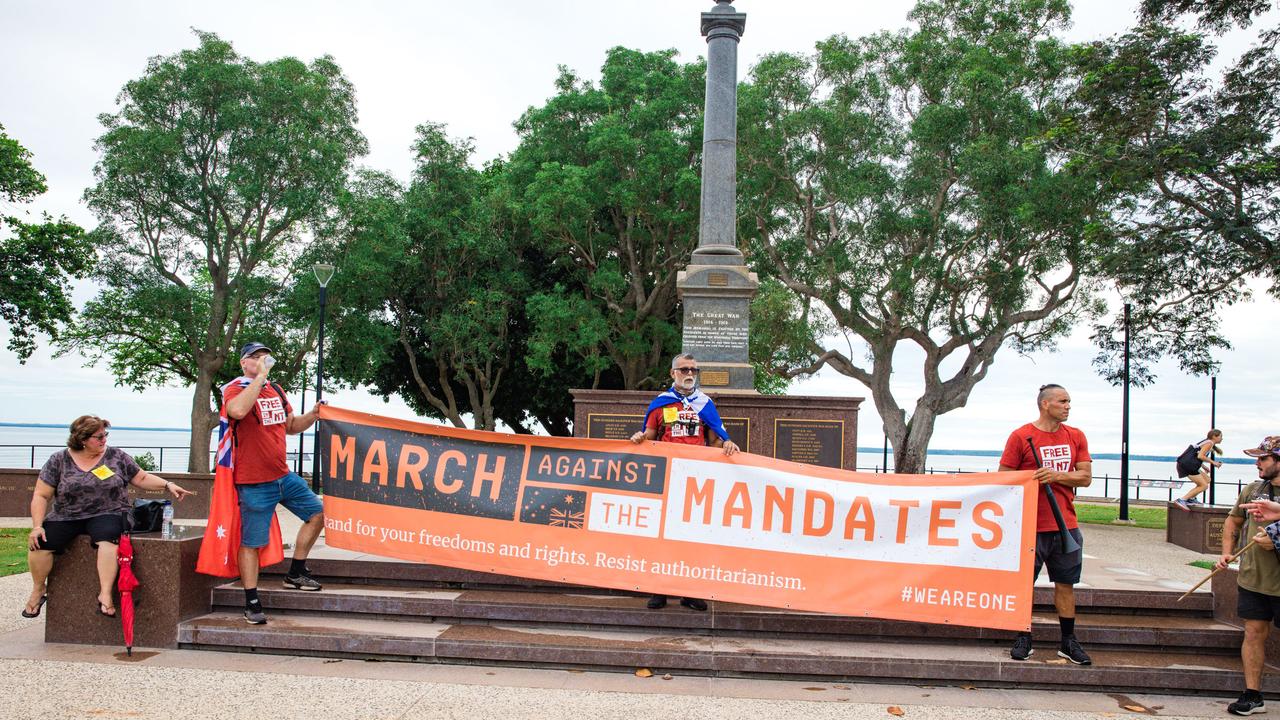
[1174,429,1224,510]
[223,342,326,624]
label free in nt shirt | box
[999,422,1091,532]
[645,400,712,446]
[222,378,293,485]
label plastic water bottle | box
[161,500,174,539]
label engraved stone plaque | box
[774,419,844,468]
[721,417,749,453]
[587,413,645,440]
[1207,518,1226,548]
[681,298,749,358]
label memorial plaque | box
[708,272,729,287]
[1208,517,1226,548]
[587,413,645,440]
[700,370,730,386]
[681,302,749,356]
[722,417,750,453]
[774,419,844,468]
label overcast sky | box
[1,0,1276,455]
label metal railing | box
[858,464,1242,506]
[0,444,315,475]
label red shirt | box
[645,402,711,446]
[222,379,292,485]
[1000,422,1091,532]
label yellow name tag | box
[662,406,679,424]
[91,465,115,481]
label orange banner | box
[317,405,1038,630]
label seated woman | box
[23,415,192,619]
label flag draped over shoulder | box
[196,397,284,577]
[644,386,730,441]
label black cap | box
[239,341,273,359]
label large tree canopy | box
[1064,2,1280,383]
[62,31,366,471]
[324,125,528,432]
[0,124,91,359]
[740,0,1111,472]
[507,47,706,391]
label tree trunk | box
[187,367,219,473]
[892,406,939,474]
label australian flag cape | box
[643,386,731,441]
[195,377,285,577]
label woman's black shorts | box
[36,514,125,554]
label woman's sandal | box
[95,600,116,617]
[20,594,47,618]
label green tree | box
[739,0,1110,472]
[0,124,92,359]
[1062,5,1280,383]
[62,31,366,471]
[325,125,526,431]
[509,47,706,391]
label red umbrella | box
[116,533,139,656]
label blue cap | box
[239,341,273,359]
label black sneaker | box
[244,606,267,625]
[284,573,323,591]
[679,597,708,612]
[646,594,667,610]
[1058,635,1092,665]
[1228,691,1266,716]
[1010,634,1033,660]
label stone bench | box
[1167,502,1231,553]
[43,527,221,649]
[0,468,214,519]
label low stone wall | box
[1167,502,1231,554]
[0,468,214,520]
[1212,565,1280,665]
[43,529,221,649]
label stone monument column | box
[678,0,759,391]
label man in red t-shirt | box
[223,341,326,625]
[629,353,739,611]
[999,383,1093,665]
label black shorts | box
[36,514,125,554]
[1238,587,1280,626]
[1033,528,1084,585]
[1176,459,1203,479]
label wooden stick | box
[1178,539,1257,602]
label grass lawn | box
[0,528,28,577]
[1075,502,1167,530]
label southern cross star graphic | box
[216,525,227,539]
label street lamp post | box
[310,263,335,492]
[1209,375,1217,505]
[1119,303,1131,522]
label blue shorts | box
[236,472,323,548]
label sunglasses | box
[90,432,109,441]
[674,367,700,375]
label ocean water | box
[0,423,1258,505]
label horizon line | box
[0,421,1256,465]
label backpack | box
[1176,442,1203,474]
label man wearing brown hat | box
[1219,436,1280,715]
